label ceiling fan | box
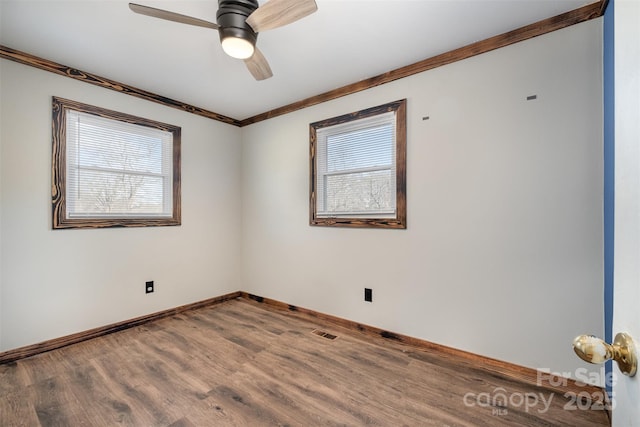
[129,0,318,80]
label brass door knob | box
[573,333,637,377]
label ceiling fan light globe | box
[221,37,255,59]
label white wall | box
[242,20,604,378]
[0,60,243,351]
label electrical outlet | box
[145,281,154,294]
[364,288,372,302]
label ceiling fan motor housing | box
[217,0,259,46]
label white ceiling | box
[1,0,595,121]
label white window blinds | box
[65,111,174,218]
[316,111,396,217]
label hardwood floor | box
[0,299,609,426]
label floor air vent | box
[311,329,338,340]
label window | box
[52,97,181,229]
[310,99,406,228]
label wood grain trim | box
[239,292,608,403]
[309,99,407,229]
[51,96,183,229]
[239,2,604,126]
[0,291,242,364]
[0,45,241,127]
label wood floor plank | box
[242,351,426,426]
[0,299,610,426]
[32,376,91,426]
[0,389,40,427]
[0,361,23,396]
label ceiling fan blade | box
[246,0,317,32]
[129,3,219,30]
[244,47,273,80]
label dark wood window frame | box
[52,96,181,229]
[309,99,407,229]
